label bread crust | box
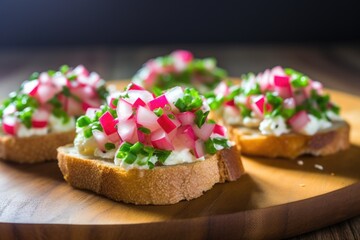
[0,131,76,163]
[230,121,350,159]
[57,145,244,205]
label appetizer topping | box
[74,84,232,170]
[132,50,227,94]
[207,66,342,136]
[0,65,108,137]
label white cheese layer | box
[299,114,331,136]
[259,116,290,136]
[49,115,76,133]
[17,124,48,137]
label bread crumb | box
[314,164,324,171]
[330,172,335,176]
[299,183,306,187]
[297,160,304,166]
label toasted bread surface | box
[0,131,76,163]
[230,121,350,159]
[57,145,244,205]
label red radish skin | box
[148,95,169,111]
[213,124,226,136]
[132,98,147,109]
[128,83,145,91]
[99,111,117,135]
[2,116,17,135]
[157,114,177,133]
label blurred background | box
[0,0,359,95]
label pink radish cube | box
[194,139,205,158]
[177,112,195,125]
[117,98,133,121]
[136,106,161,131]
[2,116,17,135]
[157,114,179,133]
[213,124,226,136]
[151,129,174,150]
[148,95,169,111]
[99,111,117,135]
[288,110,310,132]
[193,123,215,141]
[117,119,138,144]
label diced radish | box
[148,95,169,111]
[157,114,180,133]
[271,66,286,77]
[32,108,49,128]
[2,104,17,116]
[92,129,108,151]
[171,50,193,64]
[73,65,89,77]
[127,90,154,105]
[86,108,100,119]
[214,81,229,96]
[22,80,40,96]
[274,75,290,87]
[251,95,271,117]
[259,69,271,91]
[151,128,174,150]
[82,98,101,112]
[193,123,215,141]
[143,69,157,87]
[288,110,310,132]
[173,125,196,149]
[177,112,195,125]
[128,83,145,91]
[99,111,117,135]
[108,132,121,143]
[39,72,51,85]
[36,85,59,104]
[132,98,147,109]
[311,81,324,95]
[87,72,101,86]
[136,106,161,131]
[273,75,292,98]
[71,85,97,100]
[213,124,226,136]
[66,98,83,116]
[283,98,296,109]
[117,119,138,144]
[165,86,184,112]
[52,75,70,90]
[293,91,306,105]
[2,116,17,135]
[225,99,235,106]
[108,98,117,109]
[116,98,133,121]
[172,50,193,71]
[194,139,205,158]
[303,79,313,97]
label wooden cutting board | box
[0,82,360,240]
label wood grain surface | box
[0,45,359,239]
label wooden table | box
[0,44,359,239]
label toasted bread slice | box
[0,131,76,163]
[57,145,244,205]
[229,121,350,159]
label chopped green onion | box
[194,110,209,128]
[29,72,40,80]
[153,108,164,117]
[123,152,137,164]
[60,65,69,74]
[130,142,144,154]
[105,143,116,150]
[138,126,151,134]
[77,116,91,128]
[213,138,229,148]
[83,127,93,138]
[204,139,217,154]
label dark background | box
[0,0,359,48]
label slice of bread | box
[0,131,76,163]
[229,121,350,159]
[57,145,244,205]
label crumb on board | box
[299,183,306,187]
[330,172,335,176]
[314,164,324,171]
[297,160,304,166]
